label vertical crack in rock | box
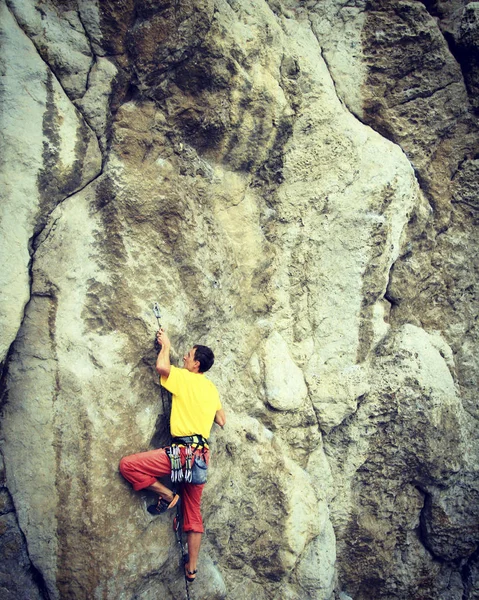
[0,484,51,599]
[75,4,127,157]
[75,7,98,92]
[319,45,367,128]
[5,0,106,165]
[355,192,396,364]
[359,0,478,223]
[416,486,443,561]
[0,330,51,600]
[419,0,479,113]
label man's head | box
[183,345,215,373]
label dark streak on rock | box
[81,175,134,341]
[35,71,91,250]
[356,218,390,364]
[44,288,99,600]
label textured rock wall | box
[0,1,478,599]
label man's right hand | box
[214,409,226,428]
[157,328,170,349]
[156,329,171,377]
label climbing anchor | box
[153,302,163,353]
[153,302,162,329]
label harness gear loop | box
[167,445,183,483]
[184,445,193,483]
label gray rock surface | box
[0,0,478,599]
[0,0,101,364]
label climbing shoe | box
[147,493,180,515]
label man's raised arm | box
[156,328,171,378]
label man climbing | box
[119,328,226,583]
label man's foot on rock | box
[184,563,197,583]
[147,493,180,515]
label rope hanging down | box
[153,303,173,441]
[173,500,193,600]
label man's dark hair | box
[194,345,215,373]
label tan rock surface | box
[0,1,478,599]
[0,0,101,364]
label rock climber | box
[119,328,226,583]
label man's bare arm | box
[214,408,226,428]
[156,328,171,378]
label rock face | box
[0,0,101,363]
[0,1,478,599]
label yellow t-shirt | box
[161,365,221,440]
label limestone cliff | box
[0,1,478,599]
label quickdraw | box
[167,445,184,483]
[184,445,193,483]
[153,302,162,329]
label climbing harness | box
[172,495,193,599]
[168,436,209,485]
[171,435,209,449]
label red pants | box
[119,447,208,533]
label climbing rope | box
[160,385,171,438]
[173,498,193,600]
[153,303,173,441]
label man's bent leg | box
[146,480,175,502]
[119,448,171,491]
